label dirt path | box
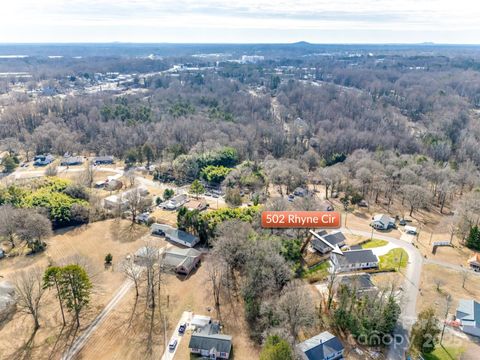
[61,278,135,360]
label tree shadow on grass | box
[8,328,38,360]
[110,220,148,243]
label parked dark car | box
[178,323,186,334]
[399,219,407,226]
[152,229,165,236]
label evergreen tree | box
[142,143,155,168]
[190,179,205,199]
[259,335,293,360]
[58,264,92,327]
[466,225,480,250]
[43,266,66,325]
[411,308,441,354]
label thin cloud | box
[1,0,480,43]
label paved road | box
[9,165,124,180]
[424,258,480,276]
[341,227,423,360]
[161,311,192,360]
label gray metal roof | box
[297,331,344,360]
[188,334,232,354]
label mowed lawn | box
[379,248,408,270]
[422,345,465,360]
[361,239,388,249]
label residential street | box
[341,227,423,360]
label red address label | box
[261,211,341,228]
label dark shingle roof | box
[335,249,378,267]
[311,231,345,254]
[189,334,232,354]
[297,331,344,360]
[151,223,199,246]
[339,274,375,291]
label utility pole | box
[440,294,452,345]
[398,251,404,271]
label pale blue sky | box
[2,0,480,43]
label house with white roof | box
[371,214,395,230]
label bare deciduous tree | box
[0,205,19,248]
[206,257,225,321]
[276,280,316,341]
[13,267,46,331]
[125,188,151,224]
[123,258,142,298]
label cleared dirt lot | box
[0,219,154,360]
[417,264,480,359]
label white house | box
[331,249,379,272]
[188,315,232,359]
[151,223,200,248]
[371,214,395,230]
[160,194,188,210]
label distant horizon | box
[2,1,480,44]
[0,41,480,46]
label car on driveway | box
[169,339,178,351]
[178,323,186,334]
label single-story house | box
[103,194,129,210]
[188,316,232,359]
[162,247,202,275]
[134,246,161,266]
[293,187,309,197]
[312,230,346,255]
[151,223,200,248]
[103,187,150,210]
[296,331,344,360]
[189,334,232,359]
[371,214,395,230]
[160,194,188,210]
[456,299,480,337]
[338,273,376,293]
[33,154,54,166]
[92,155,114,165]
[331,249,379,272]
[468,253,480,272]
[61,156,83,166]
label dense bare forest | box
[2,44,480,234]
